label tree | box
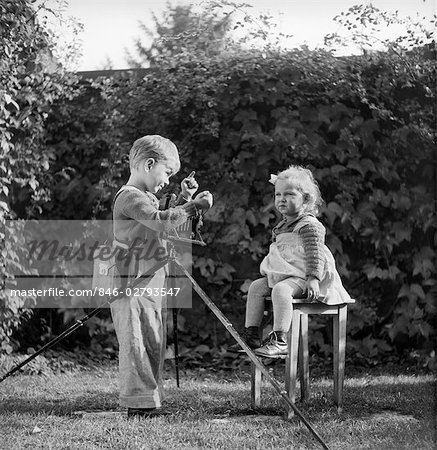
[0,0,79,353]
[126,2,234,67]
[125,0,289,67]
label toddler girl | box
[229,165,351,358]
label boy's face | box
[274,179,305,218]
[143,158,180,193]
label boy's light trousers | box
[110,268,167,409]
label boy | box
[111,135,212,417]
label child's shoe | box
[253,331,288,358]
[227,326,261,353]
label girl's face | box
[274,179,306,218]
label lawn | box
[0,360,435,450]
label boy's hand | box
[181,171,198,200]
[306,277,320,301]
[194,191,213,212]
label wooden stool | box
[251,299,355,417]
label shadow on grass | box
[269,374,436,424]
[341,376,435,420]
[0,392,119,417]
[1,387,285,424]
[1,371,434,425]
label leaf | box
[360,119,379,147]
[363,263,378,279]
[417,322,431,339]
[29,178,38,190]
[193,344,210,354]
[387,266,400,280]
[360,158,376,174]
[4,93,20,111]
[1,343,13,354]
[397,284,409,299]
[324,201,343,226]
[245,210,257,226]
[392,222,411,243]
[413,247,435,278]
[410,284,425,299]
[215,263,236,282]
[357,202,377,221]
[347,159,364,176]
[233,109,257,122]
[240,279,252,293]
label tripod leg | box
[172,309,180,387]
[0,257,170,384]
[173,260,331,450]
[0,313,103,383]
[169,259,180,387]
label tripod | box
[0,236,330,450]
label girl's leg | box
[254,279,304,358]
[245,277,271,327]
[271,280,304,332]
[228,277,270,352]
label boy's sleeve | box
[118,190,197,232]
[299,220,326,280]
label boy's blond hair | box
[129,135,180,171]
[275,165,323,216]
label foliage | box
[126,2,234,67]
[0,0,78,353]
[125,0,291,68]
[0,348,114,377]
[2,2,436,366]
[325,3,435,56]
[87,3,436,363]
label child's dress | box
[260,214,352,305]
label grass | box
[0,361,435,450]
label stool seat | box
[251,298,355,417]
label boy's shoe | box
[127,408,171,418]
[227,326,261,353]
[253,331,288,358]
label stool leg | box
[333,305,347,413]
[251,362,262,408]
[286,309,301,418]
[299,314,309,402]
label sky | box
[49,0,435,71]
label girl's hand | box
[181,171,198,200]
[306,277,320,301]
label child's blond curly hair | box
[271,165,323,216]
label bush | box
[0,0,78,353]
[83,42,435,362]
[2,2,435,365]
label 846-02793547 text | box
[8,287,181,298]
[95,287,181,297]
